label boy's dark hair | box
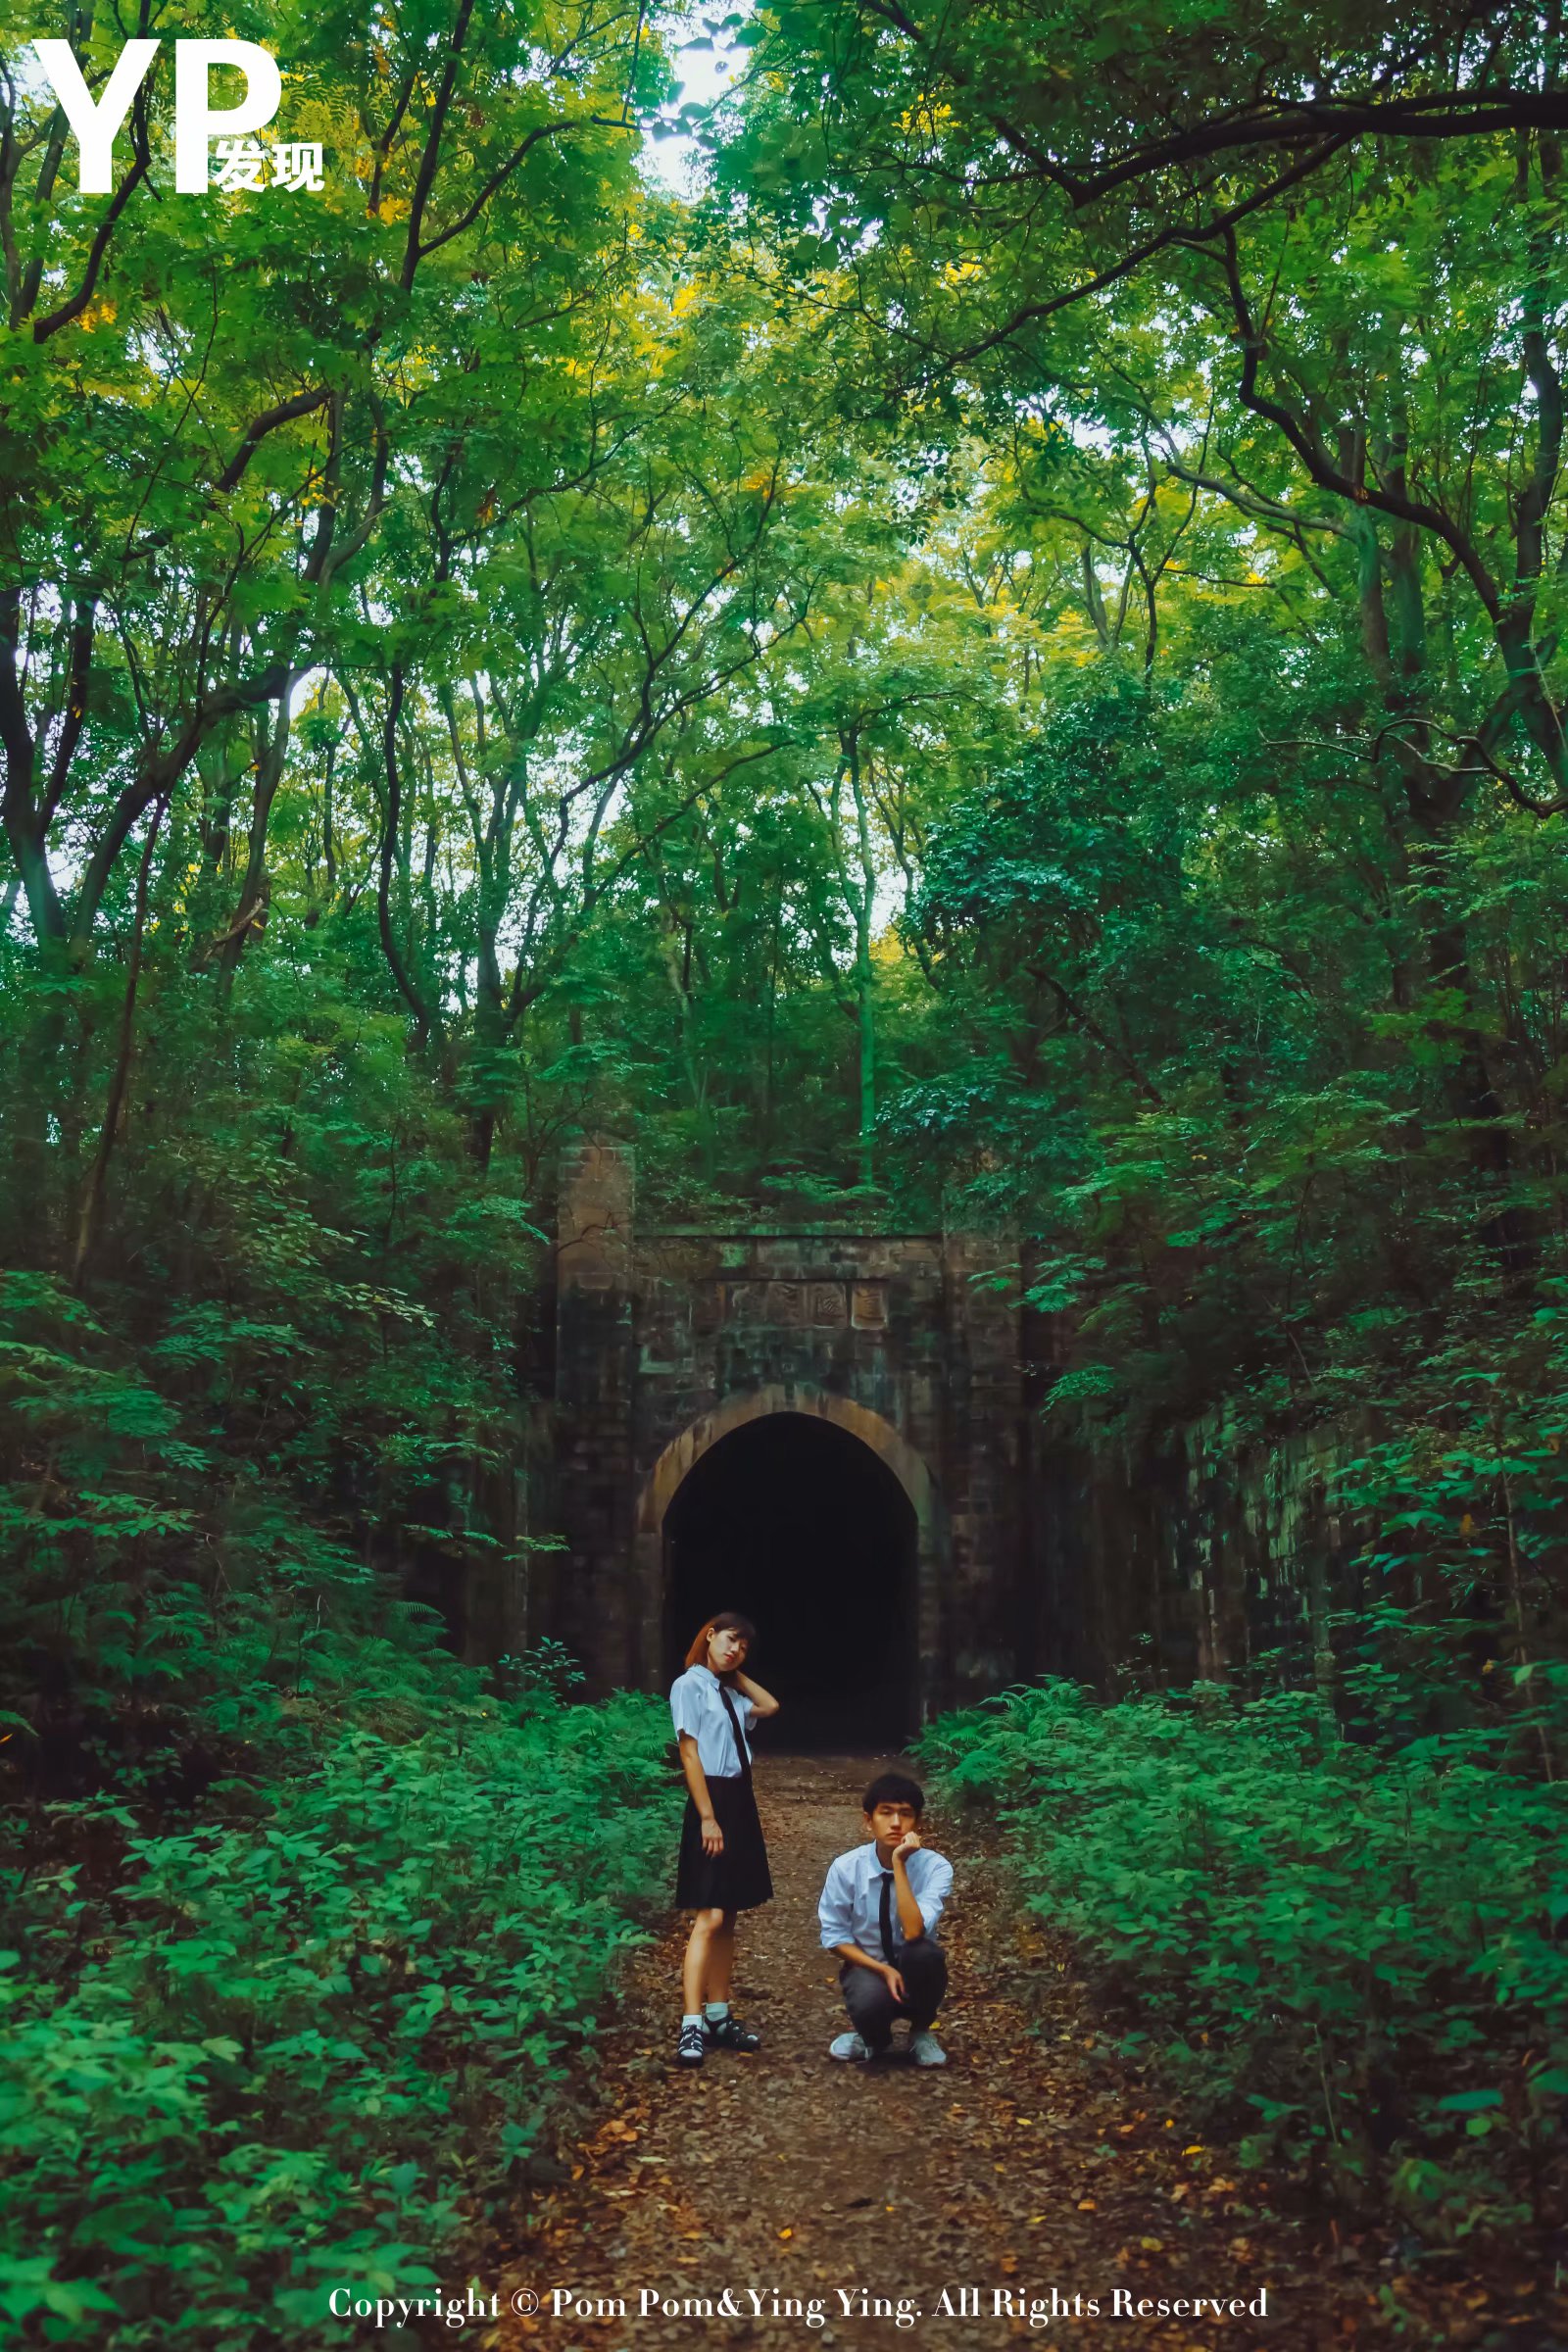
[862,1771,924,1817]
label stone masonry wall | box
[552,1141,1028,1721]
[551,1139,1355,1716]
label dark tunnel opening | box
[662,1411,918,1749]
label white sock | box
[682,2012,704,2031]
[704,2001,730,2021]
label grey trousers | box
[840,1939,949,2048]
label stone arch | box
[634,1382,945,1730]
[637,1382,936,1539]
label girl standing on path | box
[669,1611,779,2068]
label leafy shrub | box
[917,1666,1568,2243]
[0,1694,678,2349]
[0,1104,685,2349]
[0,1266,495,1793]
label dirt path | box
[486,1757,1536,2352]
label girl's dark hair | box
[863,1771,924,1817]
[685,1610,758,1669]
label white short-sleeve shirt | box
[669,1663,756,1780]
[817,1840,953,1953]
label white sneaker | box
[829,2031,869,2062]
[909,2030,947,2067]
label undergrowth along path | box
[487,1756,1540,2351]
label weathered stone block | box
[692,1283,723,1335]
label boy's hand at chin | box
[893,1830,923,1860]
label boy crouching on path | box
[817,1772,953,2066]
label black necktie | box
[878,1870,896,1962]
[717,1684,752,1785]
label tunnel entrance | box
[662,1411,918,1749]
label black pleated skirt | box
[674,1773,773,1913]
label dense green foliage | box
[6,0,1568,2304]
[918,1656,1568,2241]
[910,1271,1568,2249]
[2,1694,674,2347]
[0,1006,676,2345]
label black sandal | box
[704,2013,760,2052]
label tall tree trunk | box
[845,733,878,1191]
[0,584,66,945]
[73,796,167,1285]
[218,694,296,985]
[375,663,436,1049]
